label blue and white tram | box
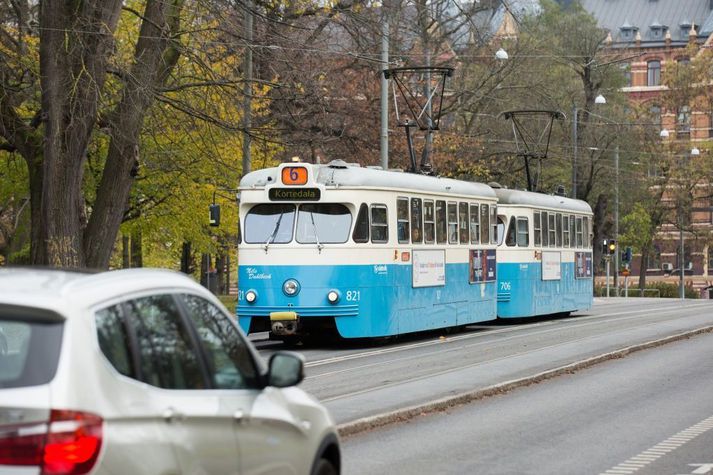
[236,160,499,340]
[493,186,594,318]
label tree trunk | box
[83,0,184,269]
[592,193,610,276]
[38,0,123,267]
[639,243,650,291]
[181,241,193,274]
[122,235,130,268]
[130,229,143,268]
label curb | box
[337,325,713,438]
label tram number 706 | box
[500,281,511,292]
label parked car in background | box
[0,268,340,475]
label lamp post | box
[572,94,606,199]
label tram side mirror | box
[209,204,221,227]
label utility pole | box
[380,0,389,170]
[572,105,577,199]
[614,145,619,292]
[242,0,253,176]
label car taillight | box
[0,409,103,475]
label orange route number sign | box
[282,167,308,185]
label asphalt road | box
[340,330,713,475]
[252,298,713,428]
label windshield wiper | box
[264,211,285,253]
[309,211,323,253]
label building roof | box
[579,0,713,45]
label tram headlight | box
[283,279,300,296]
[245,290,258,303]
[327,290,340,304]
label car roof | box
[0,267,207,316]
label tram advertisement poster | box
[575,251,593,279]
[469,249,496,283]
[412,250,446,288]
[542,251,561,281]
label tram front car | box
[237,160,499,342]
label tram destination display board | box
[269,188,321,201]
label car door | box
[122,293,241,475]
[178,294,312,475]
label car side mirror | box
[267,351,305,387]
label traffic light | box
[209,204,221,227]
[607,239,617,255]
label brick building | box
[580,0,713,279]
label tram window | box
[458,203,469,244]
[541,211,549,247]
[424,200,435,244]
[447,202,458,244]
[505,217,516,246]
[244,204,295,244]
[436,200,447,244]
[370,205,388,243]
[556,213,562,248]
[570,215,576,247]
[353,203,369,243]
[296,204,352,244]
[548,213,556,248]
[411,198,423,244]
[576,216,583,248]
[583,216,590,248]
[397,197,410,244]
[534,212,541,246]
[517,217,529,247]
[563,214,570,248]
[469,204,479,244]
[480,204,489,245]
[489,206,497,244]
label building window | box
[676,105,691,138]
[650,104,661,127]
[708,107,713,138]
[647,60,661,86]
[647,245,661,270]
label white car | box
[0,268,340,475]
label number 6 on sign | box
[282,167,308,185]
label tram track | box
[300,300,713,372]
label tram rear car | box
[494,187,594,318]
[237,160,499,340]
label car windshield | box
[0,311,63,389]
[296,204,352,244]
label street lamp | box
[495,48,509,60]
[572,94,608,199]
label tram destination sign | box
[269,187,321,201]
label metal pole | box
[380,1,389,170]
[606,258,610,297]
[614,145,619,293]
[242,0,253,175]
[572,106,577,199]
[680,221,685,299]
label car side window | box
[95,305,134,378]
[125,294,206,390]
[180,294,260,389]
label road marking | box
[600,415,713,475]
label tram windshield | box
[244,203,351,244]
[296,204,351,244]
[244,204,295,244]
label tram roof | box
[240,161,497,199]
[493,188,592,214]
